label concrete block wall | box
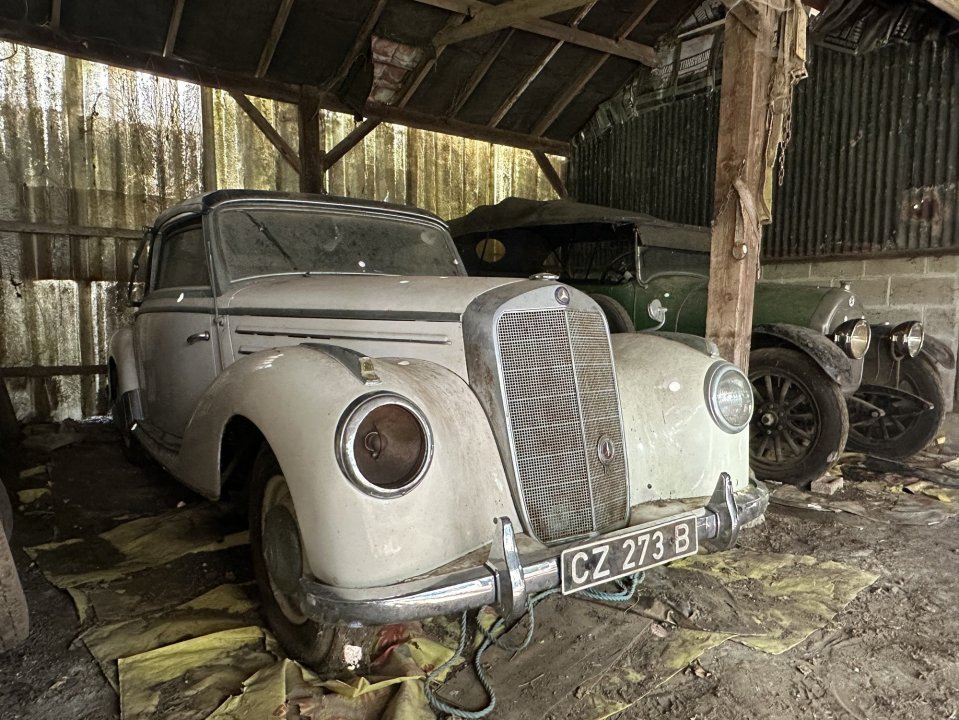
[762,256,959,411]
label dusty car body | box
[451,197,947,486]
[109,190,766,668]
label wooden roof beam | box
[397,14,465,108]
[325,119,381,169]
[412,0,656,65]
[229,91,302,173]
[435,0,593,45]
[50,0,61,31]
[447,29,513,117]
[255,0,295,78]
[532,0,660,136]
[162,0,186,58]
[331,0,389,86]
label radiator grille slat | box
[497,308,628,543]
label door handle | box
[187,331,211,345]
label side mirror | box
[644,298,667,332]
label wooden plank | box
[49,0,61,30]
[332,0,390,85]
[0,365,107,378]
[325,119,380,169]
[163,0,186,58]
[298,89,325,193]
[0,220,141,239]
[531,0,657,135]
[200,87,217,191]
[532,150,568,198]
[413,0,656,65]
[435,0,592,45]
[229,91,302,173]
[704,6,778,369]
[256,0,295,78]
[399,14,465,107]
[447,29,513,117]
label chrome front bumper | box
[300,474,768,626]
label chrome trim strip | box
[221,307,461,322]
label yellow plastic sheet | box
[17,487,51,504]
[894,480,959,503]
[674,550,879,654]
[24,503,248,588]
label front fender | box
[611,334,749,505]
[753,323,861,392]
[108,327,139,396]
[175,345,518,589]
[921,334,956,369]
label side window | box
[154,226,209,290]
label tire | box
[0,478,12,540]
[0,479,29,651]
[249,446,378,674]
[119,431,152,467]
[748,347,849,488]
[846,356,945,459]
[589,294,635,334]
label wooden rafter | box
[532,150,568,198]
[325,119,381,169]
[447,29,513,117]
[435,0,593,46]
[397,14,465,108]
[229,91,302,173]
[331,0,389,86]
[488,2,594,128]
[162,0,186,58]
[255,0,295,78]
[412,0,656,65]
[49,0,61,31]
[533,0,660,136]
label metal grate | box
[497,309,628,543]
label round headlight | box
[705,363,754,434]
[833,318,871,359]
[891,321,924,359]
[336,393,433,498]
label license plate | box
[560,515,699,594]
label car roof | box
[447,197,710,252]
[152,189,445,231]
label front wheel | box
[748,348,849,488]
[249,446,378,674]
[846,356,945,459]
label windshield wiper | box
[240,211,297,270]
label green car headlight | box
[705,362,754,434]
[833,318,871,359]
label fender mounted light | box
[833,319,871,359]
[890,321,924,360]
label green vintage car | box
[451,198,951,487]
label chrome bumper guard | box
[300,474,768,627]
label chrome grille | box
[497,308,628,543]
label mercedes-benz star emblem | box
[597,435,615,464]
[555,286,571,305]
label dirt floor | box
[1,420,958,720]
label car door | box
[134,221,220,443]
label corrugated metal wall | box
[570,39,959,259]
[0,43,561,422]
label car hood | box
[220,274,526,318]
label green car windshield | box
[637,246,710,283]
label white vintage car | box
[109,190,767,669]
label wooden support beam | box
[256,0,295,78]
[0,219,141,239]
[163,0,186,58]
[532,150,568,198]
[399,14,464,108]
[412,0,656,65]
[324,119,380,169]
[489,2,593,128]
[704,5,778,369]
[447,29,513,117]
[229,91,302,174]
[298,89,325,193]
[200,87,218,191]
[49,0,61,31]
[435,0,592,46]
[533,0,659,136]
[332,0,389,85]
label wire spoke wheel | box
[748,348,849,488]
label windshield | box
[638,246,710,282]
[214,204,463,281]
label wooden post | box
[200,86,218,191]
[704,4,777,370]
[298,88,325,194]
